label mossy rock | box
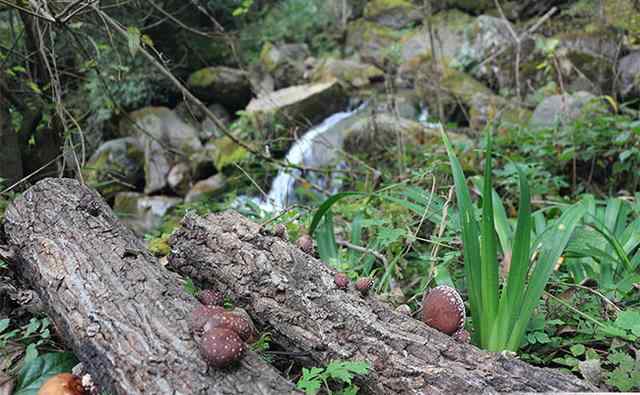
[246,80,348,144]
[82,137,144,200]
[443,0,494,13]
[311,58,384,89]
[400,10,473,64]
[187,66,252,111]
[345,19,405,64]
[363,0,421,29]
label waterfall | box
[260,106,362,212]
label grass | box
[441,126,586,351]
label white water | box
[260,107,361,212]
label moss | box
[148,235,171,257]
[444,0,494,13]
[213,136,249,171]
[364,0,414,17]
[187,67,220,88]
[259,42,278,72]
[441,66,492,102]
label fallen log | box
[168,211,595,394]
[2,178,299,395]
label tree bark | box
[168,211,595,395]
[2,178,299,395]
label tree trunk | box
[168,211,595,395]
[2,178,299,395]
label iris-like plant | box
[442,127,586,351]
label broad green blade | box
[315,210,338,263]
[480,131,499,342]
[309,192,365,236]
[492,189,513,254]
[490,166,531,351]
[349,213,365,265]
[507,202,585,351]
[441,128,484,342]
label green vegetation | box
[296,360,371,395]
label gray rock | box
[167,162,192,196]
[175,102,231,141]
[187,66,252,111]
[82,137,144,199]
[529,91,606,129]
[258,43,310,91]
[246,80,348,136]
[120,107,203,194]
[618,51,640,98]
[185,174,227,203]
[310,57,384,88]
[363,0,421,29]
[114,192,182,235]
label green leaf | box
[296,367,324,395]
[324,360,370,384]
[14,352,78,395]
[315,210,338,264]
[441,127,484,344]
[507,202,585,351]
[570,344,586,357]
[309,192,365,236]
[614,310,640,336]
[127,26,141,56]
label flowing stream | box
[259,105,364,211]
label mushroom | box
[199,327,247,368]
[296,234,314,255]
[334,273,349,289]
[453,328,471,343]
[190,305,225,334]
[216,311,255,343]
[37,373,86,395]
[421,285,465,335]
[355,277,374,295]
[197,289,224,306]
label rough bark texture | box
[2,179,298,395]
[168,211,595,395]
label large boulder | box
[400,10,473,65]
[185,174,227,203]
[175,101,231,142]
[363,0,421,29]
[113,192,182,235]
[187,66,252,111]
[257,43,310,91]
[246,80,348,142]
[345,19,404,65]
[310,58,385,89]
[82,137,144,200]
[119,107,203,194]
[618,51,640,98]
[552,28,621,94]
[529,91,607,129]
[442,0,494,13]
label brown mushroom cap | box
[197,289,224,306]
[334,273,350,289]
[37,373,86,395]
[190,305,225,334]
[421,285,465,335]
[296,234,314,254]
[199,327,247,368]
[355,277,374,295]
[220,312,256,343]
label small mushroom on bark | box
[37,373,86,395]
[199,327,247,368]
[296,234,314,255]
[355,277,374,295]
[334,273,350,289]
[421,285,465,335]
[190,305,225,334]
